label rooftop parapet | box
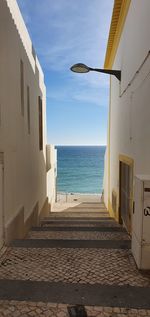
[5,0,45,90]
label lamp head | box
[70,63,90,73]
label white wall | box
[0,165,4,248]
[0,0,55,243]
[103,148,108,208]
[104,0,150,212]
[47,146,57,209]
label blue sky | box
[17,0,114,145]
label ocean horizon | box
[56,146,106,194]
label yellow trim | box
[107,77,111,209]
[119,154,134,167]
[108,198,119,222]
[108,199,114,217]
[112,189,117,212]
[104,0,131,69]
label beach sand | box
[52,192,102,212]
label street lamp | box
[70,63,121,81]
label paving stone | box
[0,248,150,286]
[0,301,149,317]
[27,231,130,240]
[0,201,150,315]
[41,219,114,226]
[47,212,109,217]
[42,221,121,228]
[32,226,125,232]
[10,238,131,249]
[44,215,109,220]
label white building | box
[104,0,150,233]
[0,0,56,249]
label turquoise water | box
[56,146,106,194]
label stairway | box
[0,202,150,316]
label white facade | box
[104,0,150,232]
[132,175,150,269]
[0,0,56,248]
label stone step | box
[41,217,111,224]
[65,202,104,204]
[56,206,108,212]
[40,218,114,226]
[48,212,109,217]
[0,280,150,309]
[1,245,149,290]
[32,226,126,232]
[74,202,104,206]
[27,230,130,241]
[41,221,118,229]
[67,207,107,210]
[11,239,131,249]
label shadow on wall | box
[4,152,49,245]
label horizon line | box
[54,144,107,146]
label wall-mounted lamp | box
[70,63,121,81]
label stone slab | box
[43,217,112,221]
[50,211,108,214]
[32,226,126,232]
[0,280,150,309]
[42,217,110,222]
[11,239,131,249]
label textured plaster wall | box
[0,0,56,243]
[104,0,150,210]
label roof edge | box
[104,0,131,69]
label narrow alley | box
[0,201,150,316]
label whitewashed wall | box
[0,0,55,244]
[104,0,150,211]
[47,146,57,210]
[103,148,108,208]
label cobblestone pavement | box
[0,247,149,286]
[27,230,130,240]
[0,202,150,316]
[0,301,150,317]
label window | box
[20,60,24,116]
[27,86,30,134]
[38,96,43,150]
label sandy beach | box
[53,192,102,212]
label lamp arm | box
[90,68,121,81]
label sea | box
[56,146,106,194]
